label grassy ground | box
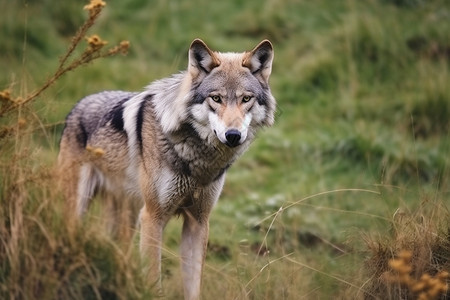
[1,0,449,299]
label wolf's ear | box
[188,39,221,79]
[242,40,274,84]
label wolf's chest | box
[168,141,237,184]
[154,167,198,211]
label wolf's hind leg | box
[57,152,84,223]
[104,194,140,242]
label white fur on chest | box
[155,166,193,209]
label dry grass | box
[0,0,128,118]
[364,200,449,299]
[0,1,146,299]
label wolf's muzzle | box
[225,129,241,148]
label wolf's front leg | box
[180,208,210,300]
[139,205,164,293]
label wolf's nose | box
[225,129,241,147]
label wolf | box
[58,39,275,299]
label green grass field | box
[1,0,449,299]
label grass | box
[1,0,449,299]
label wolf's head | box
[187,39,276,148]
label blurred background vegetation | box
[1,0,449,299]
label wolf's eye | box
[242,95,252,103]
[211,95,222,103]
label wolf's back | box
[62,91,138,149]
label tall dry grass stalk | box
[0,0,129,119]
[0,1,149,299]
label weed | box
[384,250,448,300]
[365,201,450,299]
[0,0,129,118]
[0,1,147,299]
